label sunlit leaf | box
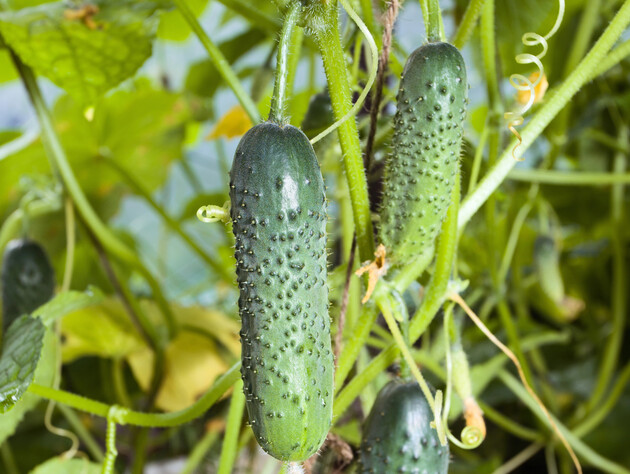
[0,0,162,105]
[127,330,229,412]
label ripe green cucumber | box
[359,379,450,473]
[229,122,333,462]
[379,42,467,264]
[1,239,55,330]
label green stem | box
[459,0,630,229]
[376,292,439,426]
[334,305,379,393]
[574,362,630,438]
[590,39,630,80]
[174,0,260,123]
[112,358,133,408]
[13,55,177,339]
[315,7,375,262]
[0,442,18,474]
[130,428,149,474]
[56,404,105,462]
[102,412,118,474]
[478,401,541,441]
[496,300,535,387]
[499,371,630,474]
[588,126,628,411]
[409,178,460,341]
[334,345,399,418]
[181,430,220,474]
[104,158,231,282]
[27,362,241,427]
[269,3,302,124]
[451,0,486,49]
[217,379,245,474]
[508,168,630,185]
[426,0,445,42]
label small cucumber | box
[1,239,55,330]
[379,42,467,264]
[301,90,333,138]
[229,122,333,462]
[359,379,450,473]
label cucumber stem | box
[588,126,628,412]
[27,362,241,427]
[315,6,375,261]
[217,379,246,474]
[452,0,486,49]
[173,0,260,123]
[269,3,302,124]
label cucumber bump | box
[379,42,467,265]
[229,122,333,462]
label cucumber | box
[1,239,55,330]
[301,90,333,138]
[379,42,467,265]
[359,379,450,473]
[229,122,333,462]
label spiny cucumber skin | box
[229,122,333,462]
[359,380,450,474]
[379,42,467,265]
[1,239,55,330]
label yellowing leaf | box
[516,72,549,106]
[175,306,240,357]
[61,298,146,363]
[127,331,228,412]
[207,105,252,140]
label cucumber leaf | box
[0,314,45,413]
[0,0,162,105]
[0,328,56,444]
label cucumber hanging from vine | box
[379,41,468,265]
[229,3,333,463]
[358,379,450,473]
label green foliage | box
[0,0,165,105]
[0,0,630,473]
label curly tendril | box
[197,202,231,224]
[505,0,565,160]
